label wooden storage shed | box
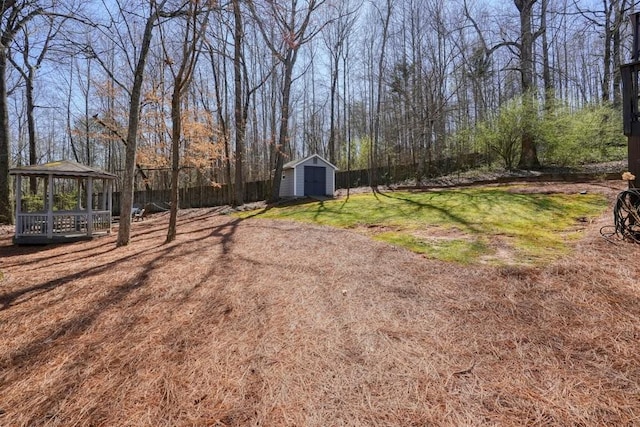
[279,154,337,198]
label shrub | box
[467,99,625,169]
[539,103,625,166]
[21,194,44,212]
[54,191,79,211]
[474,98,540,170]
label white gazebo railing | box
[15,211,112,239]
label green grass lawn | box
[239,188,608,265]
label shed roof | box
[9,160,116,179]
[283,154,338,170]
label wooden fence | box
[112,180,271,215]
[111,155,484,215]
[335,154,484,188]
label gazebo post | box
[47,173,54,239]
[15,174,22,233]
[75,177,82,232]
[107,180,113,233]
[76,178,82,209]
[99,179,104,211]
[43,176,48,210]
[99,179,107,233]
[87,177,93,236]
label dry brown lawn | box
[0,181,639,426]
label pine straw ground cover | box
[0,181,638,426]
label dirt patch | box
[0,181,638,426]
[409,225,468,240]
[477,235,519,265]
[502,181,621,196]
[347,223,463,238]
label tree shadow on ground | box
[0,211,244,407]
[0,207,285,424]
[371,191,482,233]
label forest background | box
[0,0,634,233]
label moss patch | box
[239,188,607,264]
[375,232,488,264]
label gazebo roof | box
[9,160,116,180]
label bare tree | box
[0,1,46,224]
[163,0,210,243]
[573,0,630,105]
[232,0,246,206]
[540,0,554,109]
[231,0,270,206]
[248,0,328,202]
[87,0,178,246]
[367,0,393,188]
[8,15,61,193]
[116,1,163,246]
[203,37,231,200]
[463,0,542,168]
[515,0,542,169]
[322,1,358,166]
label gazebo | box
[10,160,116,244]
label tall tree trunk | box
[66,61,81,164]
[515,0,541,170]
[602,5,612,103]
[328,52,338,165]
[166,86,181,243]
[83,59,91,166]
[541,0,554,110]
[0,50,11,224]
[0,5,43,225]
[248,0,325,202]
[233,0,246,206]
[612,0,625,108]
[269,56,294,202]
[164,1,209,244]
[209,48,230,202]
[26,67,36,192]
[371,0,393,188]
[117,6,158,247]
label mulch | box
[0,180,638,426]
